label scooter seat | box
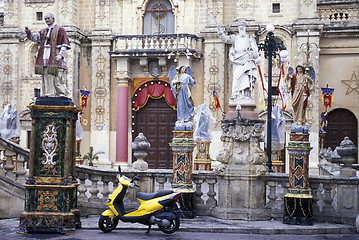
[136,190,173,201]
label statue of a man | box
[25,13,71,98]
[286,65,314,125]
[218,19,260,104]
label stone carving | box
[217,118,268,175]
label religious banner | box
[79,90,91,108]
[212,90,221,110]
[321,86,334,108]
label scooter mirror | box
[133,176,140,181]
[118,165,122,175]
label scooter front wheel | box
[99,215,118,233]
[158,216,180,234]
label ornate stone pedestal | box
[212,118,270,220]
[194,142,211,170]
[283,125,313,225]
[19,97,81,234]
[170,130,196,218]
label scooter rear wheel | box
[158,216,180,234]
[99,215,118,233]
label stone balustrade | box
[318,6,359,26]
[75,165,358,224]
[0,137,29,184]
[75,165,217,216]
[0,142,358,225]
[112,33,202,57]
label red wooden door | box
[324,108,358,161]
[133,97,176,169]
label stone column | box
[170,130,196,218]
[115,58,130,165]
[212,118,269,220]
[283,125,313,225]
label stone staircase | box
[0,137,29,218]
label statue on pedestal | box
[217,19,260,105]
[286,65,314,125]
[25,13,71,98]
[169,65,196,130]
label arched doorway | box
[324,108,358,160]
[132,81,177,169]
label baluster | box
[4,155,15,179]
[0,150,4,175]
[127,37,131,50]
[149,38,155,49]
[160,37,166,50]
[137,37,143,50]
[101,175,112,204]
[156,176,166,191]
[132,38,137,50]
[77,172,89,202]
[88,174,101,203]
[310,181,321,215]
[155,37,160,49]
[322,182,334,213]
[206,178,217,208]
[193,178,204,205]
[186,36,192,49]
[15,155,28,183]
[143,37,149,49]
[266,181,278,209]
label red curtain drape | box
[133,84,177,111]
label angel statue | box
[286,65,315,125]
[169,65,196,130]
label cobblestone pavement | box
[0,216,357,240]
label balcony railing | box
[111,34,203,58]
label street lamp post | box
[258,24,287,172]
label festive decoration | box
[79,90,91,108]
[277,64,290,110]
[133,83,176,111]
[212,90,221,109]
[321,86,334,108]
[257,65,268,94]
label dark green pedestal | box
[19,98,81,234]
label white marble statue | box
[217,19,260,105]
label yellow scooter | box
[99,166,181,234]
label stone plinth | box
[283,125,313,225]
[194,142,211,171]
[170,130,196,218]
[225,102,258,120]
[213,118,270,220]
[19,97,81,234]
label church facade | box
[0,0,358,173]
